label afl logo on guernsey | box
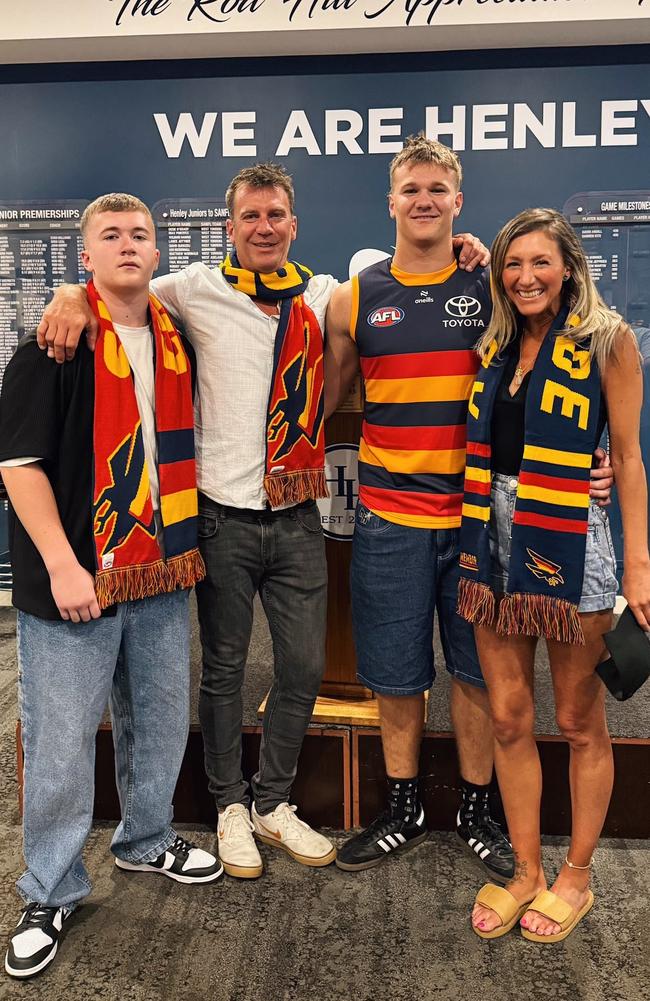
[367,306,404,327]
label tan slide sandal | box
[472,883,537,940]
[521,889,595,943]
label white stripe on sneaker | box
[479,847,491,860]
[468,837,477,848]
[395,833,406,844]
[377,839,391,853]
[473,841,485,855]
[385,835,399,849]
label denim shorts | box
[350,503,484,695]
[489,473,618,612]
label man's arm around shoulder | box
[36,269,188,363]
[37,284,99,363]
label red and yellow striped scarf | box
[220,253,327,507]
[89,280,204,608]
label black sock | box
[458,778,491,826]
[387,775,420,823]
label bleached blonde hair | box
[81,193,153,241]
[389,134,462,191]
[479,207,623,370]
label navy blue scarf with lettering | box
[457,310,603,644]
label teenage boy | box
[1,193,221,981]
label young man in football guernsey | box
[325,136,515,878]
[326,136,611,877]
[0,194,221,980]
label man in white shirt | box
[156,165,338,876]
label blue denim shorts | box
[489,473,618,612]
[350,503,484,695]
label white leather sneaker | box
[218,804,263,879]
[5,904,73,979]
[251,803,336,867]
[115,834,223,884]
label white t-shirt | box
[113,323,160,512]
[151,263,338,510]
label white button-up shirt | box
[151,263,337,510]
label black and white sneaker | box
[336,808,428,871]
[456,809,514,884]
[5,903,73,979]
[115,834,223,884]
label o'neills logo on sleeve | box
[367,306,405,327]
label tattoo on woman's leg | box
[512,855,528,883]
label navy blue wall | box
[1,46,649,584]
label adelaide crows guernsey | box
[353,259,491,529]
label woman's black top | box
[490,345,530,475]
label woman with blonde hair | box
[457,207,650,942]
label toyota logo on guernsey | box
[367,306,404,327]
[443,295,485,329]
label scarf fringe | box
[264,469,328,508]
[95,549,205,610]
[457,577,496,628]
[496,592,585,645]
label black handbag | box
[597,606,650,701]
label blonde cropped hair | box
[389,134,462,191]
[479,207,623,370]
[80,193,153,240]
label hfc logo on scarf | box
[525,549,565,587]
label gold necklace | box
[513,330,539,388]
[513,349,528,389]
[513,366,526,388]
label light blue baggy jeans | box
[16,589,190,908]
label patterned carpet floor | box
[0,607,648,1000]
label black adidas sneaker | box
[336,807,428,871]
[456,808,514,884]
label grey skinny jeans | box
[195,494,327,814]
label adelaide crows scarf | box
[89,281,204,609]
[220,252,327,507]
[457,310,602,644]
